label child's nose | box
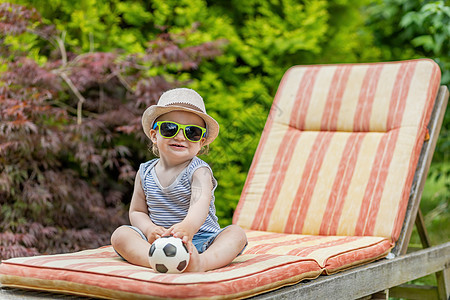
[173,129,186,141]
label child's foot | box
[185,247,205,272]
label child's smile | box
[169,142,187,149]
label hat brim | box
[142,105,219,145]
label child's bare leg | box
[111,226,151,268]
[186,225,247,272]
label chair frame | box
[250,86,450,300]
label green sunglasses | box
[152,121,207,142]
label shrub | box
[0,3,222,259]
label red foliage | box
[0,3,40,35]
[0,4,222,260]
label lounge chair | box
[1,58,449,299]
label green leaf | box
[411,35,434,51]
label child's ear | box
[149,129,158,143]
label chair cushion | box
[0,246,321,299]
[0,230,391,299]
[233,59,441,242]
[244,230,392,274]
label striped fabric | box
[233,59,441,242]
[0,230,391,299]
[244,230,391,274]
[0,246,322,299]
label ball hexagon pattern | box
[148,236,190,273]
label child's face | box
[150,111,206,163]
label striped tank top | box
[139,156,220,234]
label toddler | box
[111,88,247,272]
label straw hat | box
[142,88,219,145]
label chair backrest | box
[233,59,441,242]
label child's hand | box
[163,222,195,253]
[145,226,166,244]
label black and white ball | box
[148,236,190,273]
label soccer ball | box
[148,236,190,273]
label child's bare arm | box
[165,167,213,251]
[129,172,165,243]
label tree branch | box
[59,72,85,125]
[55,31,67,66]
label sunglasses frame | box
[152,121,207,143]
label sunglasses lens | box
[185,126,203,142]
[160,122,178,138]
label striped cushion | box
[0,246,321,299]
[0,230,391,299]
[233,59,441,242]
[244,230,391,274]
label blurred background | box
[0,2,448,289]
